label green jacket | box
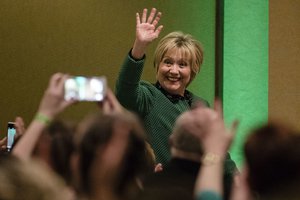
[115,52,208,164]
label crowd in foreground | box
[0,72,299,200]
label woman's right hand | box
[132,8,163,59]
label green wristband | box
[34,113,52,125]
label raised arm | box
[115,8,163,114]
[131,8,163,59]
[13,73,75,160]
[183,101,237,200]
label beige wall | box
[269,0,300,130]
[0,1,215,136]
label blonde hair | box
[153,31,204,84]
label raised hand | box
[200,99,237,156]
[132,8,163,59]
[99,88,124,115]
[37,73,75,119]
[13,73,75,160]
[136,8,163,44]
[14,116,26,137]
[180,99,237,157]
[193,100,238,198]
[0,137,7,153]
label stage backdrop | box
[222,0,269,166]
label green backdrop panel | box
[223,0,269,167]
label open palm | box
[136,8,163,44]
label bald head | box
[170,106,219,155]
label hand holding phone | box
[64,76,107,101]
[7,122,16,152]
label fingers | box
[139,8,162,26]
[0,137,7,152]
[60,74,69,89]
[147,8,156,23]
[152,11,162,27]
[49,73,69,96]
[154,163,163,173]
[14,116,26,136]
[102,88,123,114]
[49,72,63,89]
[155,25,164,37]
[102,98,111,114]
[136,12,140,25]
[108,89,123,112]
[0,137,7,147]
[141,8,147,23]
[229,120,239,138]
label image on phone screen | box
[7,122,16,151]
[64,76,107,101]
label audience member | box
[32,119,75,185]
[191,100,237,200]
[138,101,237,200]
[13,73,75,161]
[0,156,73,200]
[192,102,300,200]
[74,112,149,200]
[242,122,300,200]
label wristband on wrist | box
[201,152,222,166]
[34,113,52,125]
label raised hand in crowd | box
[189,100,238,199]
[100,88,124,115]
[0,137,7,153]
[13,73,75,160]
[14,116,26,137]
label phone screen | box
[64,76,107,101]
[7,122,16,151]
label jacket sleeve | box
[115,51,154,116]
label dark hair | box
[48,120,75,185]
[77,112,148,199]
[33,119,75,185]
[244,122,300,195]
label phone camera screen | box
[7,122,16,151]
[64,76,106,101]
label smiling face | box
[153,32,204,96]
[156,48,191,96]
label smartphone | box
[64,76,107,101]
[7,122,16,152]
